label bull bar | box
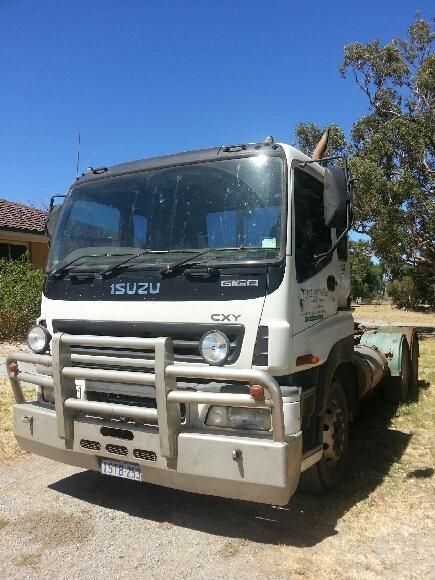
[7,333,286,460]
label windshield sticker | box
[262,238,276,248]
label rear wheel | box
[299,378,349,493]
[409,337,419,391]
[383,342,410,403]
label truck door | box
[291,167,338,336]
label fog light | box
[27,325,51,354]
[199,330,230,365]
[205,406,271,431]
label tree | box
[341,16,435,269]
[294,123,347,161]
[349,240,384,301]
[295,15,435,307]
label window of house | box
[0,242,28,261]
[294,168,332,282]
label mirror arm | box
[313,202,352,268]
[298,155,345,168]
[49,194,66,212]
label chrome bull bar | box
[7,333,285,459]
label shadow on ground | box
[50,385,425,548]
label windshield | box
[47,155,285,271]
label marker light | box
[199,330,230,365]
[249,385,264,399]
[27,325,51,354]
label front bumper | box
[7,333,302,505]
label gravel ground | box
[0,450,434,580]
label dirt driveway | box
[0,338,434,579]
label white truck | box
[7,136,418,504]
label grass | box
[14,552,42,568]
[219,539,247,558]
[271,336,435,578]
[0,515,8,530]
[0,378,35,460]
[354,303,435,326]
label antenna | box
[76,131,81,177]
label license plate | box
[101,459,142,482]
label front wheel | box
[299,378,349,493]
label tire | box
[299,378,349,494]
[383,341,410,403]
[409,337,419,391]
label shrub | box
[0,258,44,341]
[387,276,418,310]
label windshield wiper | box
[102,249,170,278]
[49,252,135,278]
[160,247,257,277]
[160,249,214,277]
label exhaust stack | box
[312,128,329,160]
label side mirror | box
[45,195,65,244]
[323,167,352,228]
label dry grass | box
[354,303,435,326]
[14,552,42,568]
[0,515,8,530]
[0,377,34,460]
[266,336,435,578]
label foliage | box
[295,15,434,308]
[387,267,435,309]
[349,240,384,301]
[341,16,435,269]
[0,258,44,340]
[387,276,419,310]
[294,123,347,160]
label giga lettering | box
[110,282,160,295]
[221,280,259,287]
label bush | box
[0,259,44,341]
[387,276,418,310]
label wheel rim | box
[323,398,346,463]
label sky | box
[1,0,433,208]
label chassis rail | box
[7,333,285,459]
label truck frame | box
[6,136,418,504]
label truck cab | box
[8,139,368,504]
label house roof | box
[0,199,47,234]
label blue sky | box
[1,0,432,208]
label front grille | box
[80,439,101,451]
[133,449,157,462]
[252,325,268,366]
[87,391,157,409]
[52,319,244,364]
[86,391,186,419]
[106,444,128,456]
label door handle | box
[327,275,337,291]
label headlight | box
[205,406,271,431]
[199,330,230,365]
[27,325,51,353]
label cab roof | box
[73,142,287,186]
